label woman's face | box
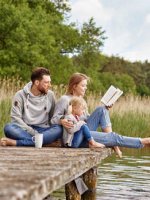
[73,79,87,97]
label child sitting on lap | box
[63,96,105,148]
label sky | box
[68,0,150,62]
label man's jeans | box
[4,123,62,146]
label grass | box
[0,78,150,138]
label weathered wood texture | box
[0,147,111,200]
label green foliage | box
[88,72,136,94]
[79,17,106,53]
[137,84,150,96]
[0,0,149,96]
[0,0,80,80]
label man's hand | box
[60,118,74,129]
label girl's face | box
[72,105,84,116]
[73,79,87,97]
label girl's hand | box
[60,118,74,129]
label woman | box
[51,73,150,155]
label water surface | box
[52,148,150,200]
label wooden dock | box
[0,147,111,200]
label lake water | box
[52,147,150,200]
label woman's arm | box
[51,95,72,125]
[64,114,85,134]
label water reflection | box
[52,148,150,200]
[97,148,150,200]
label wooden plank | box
[0,147,111,200]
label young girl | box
[63,96,105,148]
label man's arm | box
[11,90,38,136]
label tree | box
[80,17,106,53]
[0,0,80,81]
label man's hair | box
[31,67,50,83]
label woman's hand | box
[106,104,113,110]
[60,118,74,129]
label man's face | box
[37,75,51,94]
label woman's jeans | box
[4,123,62,146]
[70,106,143,149]
[86,106,111,131]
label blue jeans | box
[87,131,144,148]
[4,123,63,146]
[71,125,92,148]
[70,106,143,149]
[86,106,111,131]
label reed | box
[0,79,150,138]
[0,77,24,101]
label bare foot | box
[0,137,16,146]
[141,137,150,146]
[89,139,105,148]
[115,150,122,158]
[114,146,122,158]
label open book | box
[101,85,123,106]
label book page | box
[101,85,117,105]
[106,89,123,106]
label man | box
[1,67,62,146]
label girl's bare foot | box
[89,139,105,148]
[0,137,16,146]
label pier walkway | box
[0,147,111,200]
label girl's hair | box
[67,73,90,95]
[70,96,87,107]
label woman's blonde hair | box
[67,73,90,95]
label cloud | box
[145,13,150,24]
[70,0,113,27]
[69,0,150,62]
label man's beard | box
[38,87,48,95]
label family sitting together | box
[0,67,150,158]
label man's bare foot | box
[0,137,16,146]
[89,139,105,148]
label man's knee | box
[4,123,12,135]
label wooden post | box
[65,180,81,200]
[82,167,97,200]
